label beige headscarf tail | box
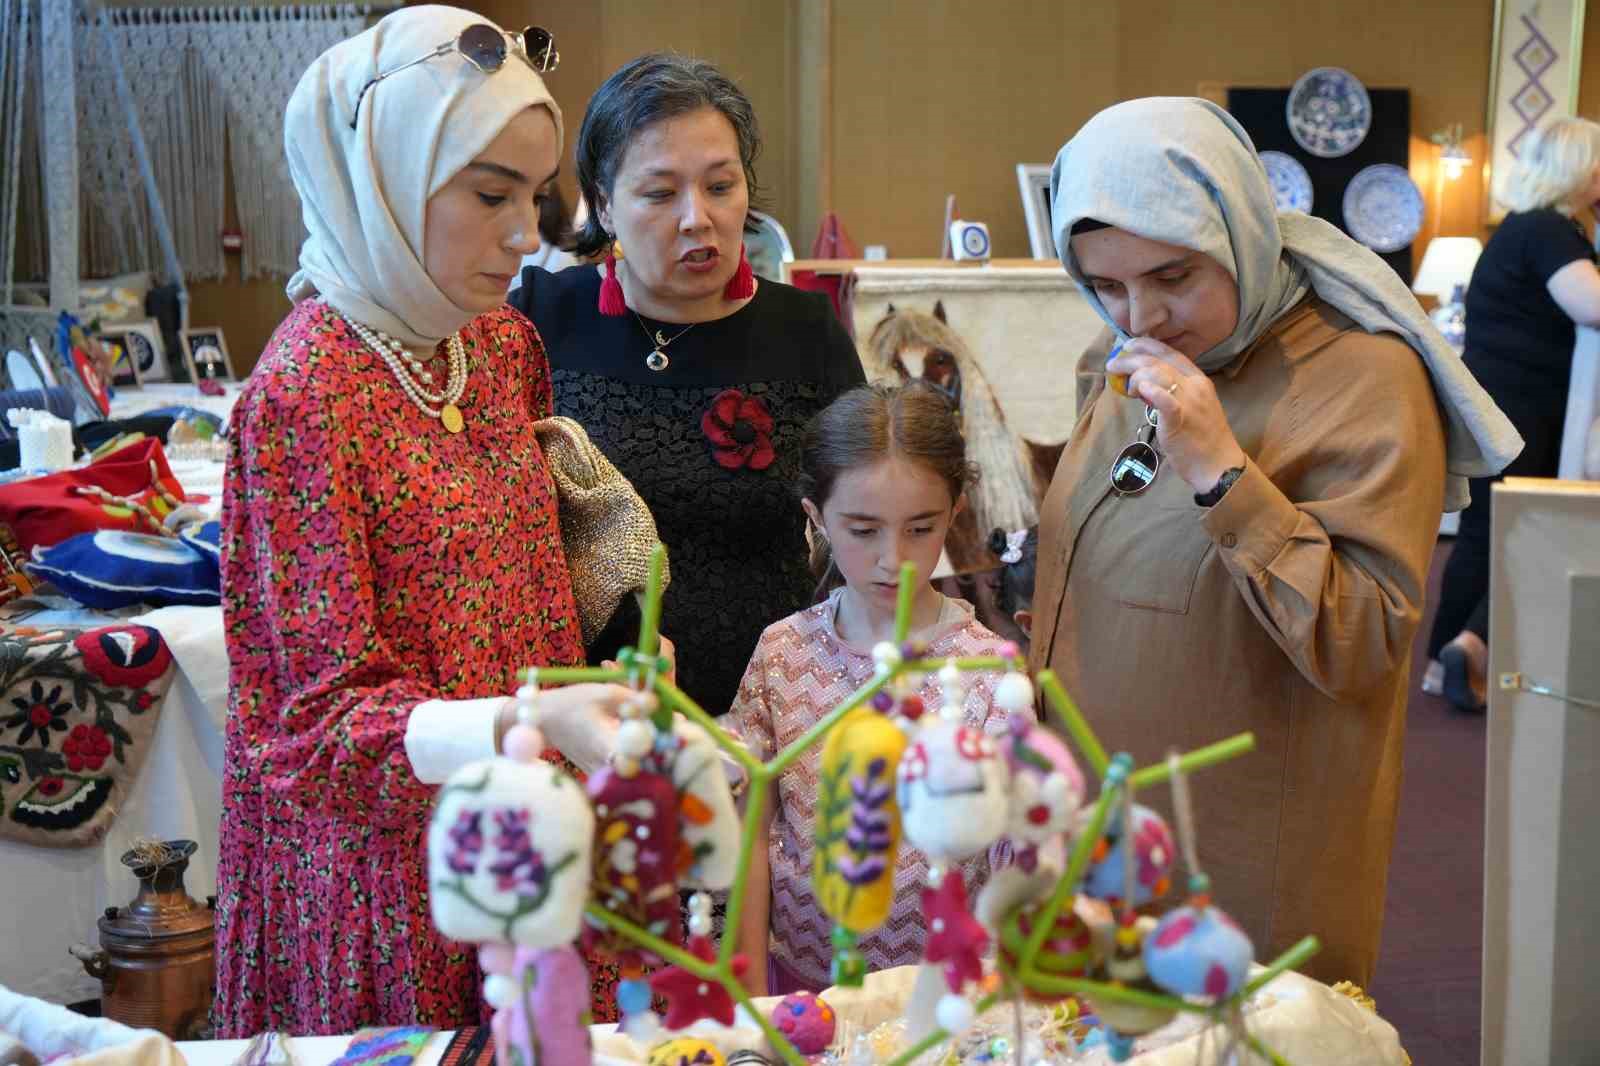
[284,4,563,352]
[1049,96,1522,512]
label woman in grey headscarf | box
[1029,97,1519,986]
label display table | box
[0,457,231,1004]
[170,966,1408,1066]
[107,382,244,425]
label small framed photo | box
[1015,163,1055,260]
[179,327,237,383]
[96,319,168,387]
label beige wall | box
[95,0,1600,368]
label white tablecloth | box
[0,459,231,1004]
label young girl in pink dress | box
[729,382,1014,994]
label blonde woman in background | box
[1426,116,1600,712]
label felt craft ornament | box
[1080,802,1175,908]
[998,675,1085,869]
[427,757,593,946]
[645,719,741,890]
[811,706,908,985]
[481,943,594,1066]
[582,762,685,967]
[895,718,1012,862]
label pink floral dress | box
[213,299,589,1036]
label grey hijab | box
[1049,96,1521,512]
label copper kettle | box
[69,839,215,1038]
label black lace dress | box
[511,265,864,715]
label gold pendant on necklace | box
[441,403,465,434]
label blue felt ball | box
[617,978,653,1016]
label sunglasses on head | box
[350,24,558,130]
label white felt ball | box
[939,660,963,698]
[995,672,1034,714]
[617,719,655,759]
[483,974,517,1010]
[515,683,540,703]
[872,641,903,674]
[936,993,976,1035]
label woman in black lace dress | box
[511,54,862,715]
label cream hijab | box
[284,5,563,352]
[1049,97,1521,512]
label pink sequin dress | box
[727,589,1012,990]
[213,299,587,1036]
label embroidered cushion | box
[0,438,189,553]
[26,522,221,609]
[0,624,176,847]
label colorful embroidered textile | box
[0,623,176,847]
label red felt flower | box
[921,867,989,992]
[62,724,112,772]
[648,934,749,1029]
[701,390,775,471]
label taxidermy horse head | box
[864,302,1040,537]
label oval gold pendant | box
[440,403,464,434]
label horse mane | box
[864,306,1039,532]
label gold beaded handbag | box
[532,416,669,644]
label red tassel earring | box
[723,242,755,300]
[598,252,627,316]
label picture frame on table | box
[1484,0,1586,225]
[105,317,171,383]
[94,328,144,390]
[179,327,237,384]
[1016,163,1055,260]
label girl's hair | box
[1497,116,1600,213]
[988,526,1040,615]
[572,52,765,258]
[799,381,977,598]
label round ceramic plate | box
[1260,151,1314,213]
[1286,66,1371,158]
[1343,164,1424,253]
[6,348,43,392]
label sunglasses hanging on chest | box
[1109,405,1162,496]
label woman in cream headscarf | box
[1029,98,1519,985]
[215,6,632,1035]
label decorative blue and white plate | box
[1259,151,1314,213]
[1342,164,1424,253]
[1286,66,1371,158]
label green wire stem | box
[636,544,666,659]
[1037,670,1110,778]
[582,902,713,979]
[1013,969,1212,1015]
[522,667,628,686]
[718,776,770,967]
[766,672,891,776]
[902,656,1020,673]
[1127,732,1256,790]
[893,560,917,642]
[1242,936,1322,998]
[657,682,765,777]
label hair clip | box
[999,528,1028,564]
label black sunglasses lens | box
[523,26,556,71]
[459,24,507,71]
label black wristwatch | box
[1194,466,1244,508]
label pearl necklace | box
[342,313,468,433]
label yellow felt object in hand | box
[812,708,907,933]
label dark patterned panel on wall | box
[1228,87,1413,284]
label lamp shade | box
[1413,237,1483,298]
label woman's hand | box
[1106,337,1246,492]
[496,682,633,774]
[602,634,677,687]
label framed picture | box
[94,328,144,389]
[1015,163,1055,260]
[179,327,237,383]
[1485,0,1586,224]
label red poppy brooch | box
[701,389,775,471]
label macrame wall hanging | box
[13,3,367,290]
[78,4,368,283]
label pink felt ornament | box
[489,945,593,1066]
